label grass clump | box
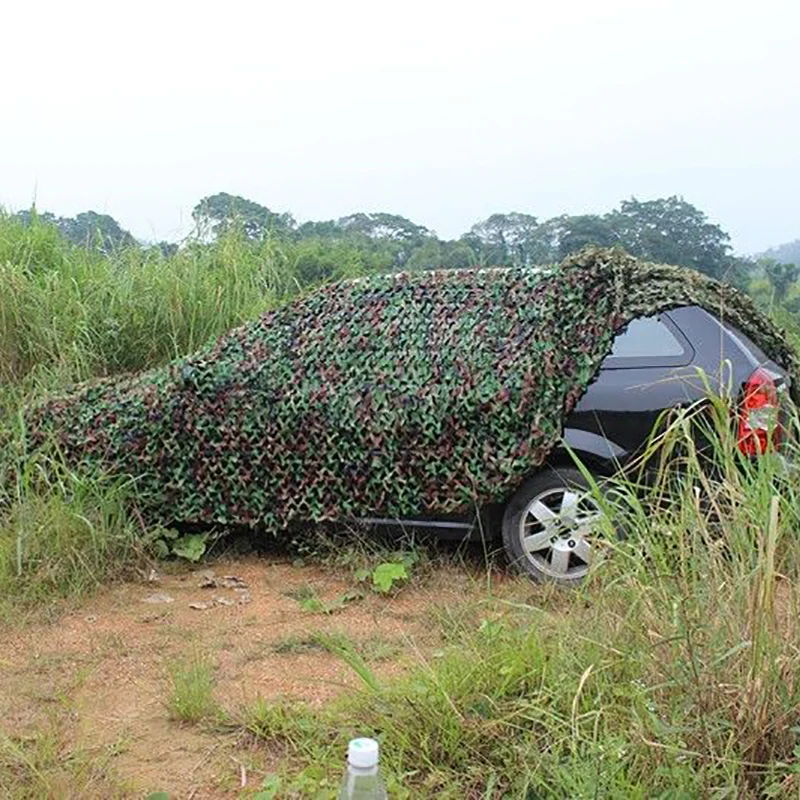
[0,445,142,620]
[166,652,220,724]
[0,724,124,799]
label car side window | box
[602,315,692,369]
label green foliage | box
[21,248,798,534]
[0,215,366,394]
[0,448,141,617]
[166,652,220,724]
[253,775,282,799]
[462,212,544,266]
[370,561,407,593]
[608,195,735,280]
[192,192,295,241]
[286,585,362,615]
[14,207,136,252]
[356,550,418,593]
[556,213,619,259]
[762,258,800,303]
[0,725,123,798]
[148,528,209,562]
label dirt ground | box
[1,555,529,798]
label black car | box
[359,305,790,584]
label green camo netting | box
[20,248,800,528]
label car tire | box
[501,465,607,585]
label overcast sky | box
[1,0,797,254]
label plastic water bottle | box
[338,737,388,799]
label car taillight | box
[737,367,782,455]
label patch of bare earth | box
[0,557,529,798]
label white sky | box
[1,0,797,253]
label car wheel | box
[501,466,606,585]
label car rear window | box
[609,316,685,358]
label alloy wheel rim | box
[518,486,602,579]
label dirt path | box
[1,556,525,798]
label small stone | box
[219,575,248,589]
[197,570,217,588]
[189,601,213,610]
[142,593,174,604]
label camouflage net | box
[20,248,799,528]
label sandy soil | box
[1,556,525,798]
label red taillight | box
[737,367,782,455]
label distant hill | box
[761,240,800,265]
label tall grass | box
[0,212,389,614]
[0,217,282,391]
[0,446,142,619]
[239,405,800,798]
[0,211,382,399]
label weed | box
[166,652,220,724]
[0,451,144,620]
[284,584,362,615]
[0,722,125,799]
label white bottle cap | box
[347,737,379,769]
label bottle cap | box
[347,737,379,769]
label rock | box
[142,593,174,604]
[220,575,248,589]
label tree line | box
[12,194,799,296]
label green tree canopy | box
[761,240,800,266]
[556,214,619,260]
[462,212,541,266]
[607,196,732,279]
[192,193,296,240]
[761,258,800,303]
[15,208,136,252]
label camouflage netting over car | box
[18,248,800,528]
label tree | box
[192,193,295,240]
[60,211,137,250]
[462,213,541,266]
[761,240,800,266]
[335,212,431,243]
[441,241,478,270]
[607,196,732,279]
[405,239,443,271]
[296,219,343,239]
[556,214,619,260]
[334,212,434,269]
[15,207,136,252]
[761,258,800,303]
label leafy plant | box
[285,584,362,614]
[355,551,418,594]
[253,775,282,799]
[149,528,209,563]
[370,562,408,593]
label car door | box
[566,313,697,463]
